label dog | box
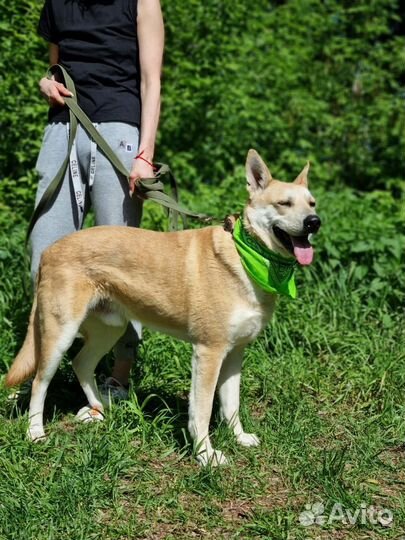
[5,149,321,465]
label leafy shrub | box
[160,0,404,191]
[0,0,404,215]
[0,0,46,214]
[0,212,30,373]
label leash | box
[27,64,214,241]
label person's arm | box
[129,0,164,195]
[38,44,72,106]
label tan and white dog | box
[5,150,321,465]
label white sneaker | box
[98,376,129,404]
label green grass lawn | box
[0,184,404,539]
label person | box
[32,0,164,401]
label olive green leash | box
[27,64,212,241]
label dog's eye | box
[309,201,316,208]
[278,201,292,207]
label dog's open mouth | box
[273,226,314,266]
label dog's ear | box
[246,149,273,193]
[293,161,310,187]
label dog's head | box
[244,149,321,265]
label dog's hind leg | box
[188,343,229,466]
[72,316,126,419]
[28,318,84,441]
[28,280,95,441]
[217,345,260,448]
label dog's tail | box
[5,295,39,387]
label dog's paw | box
[197,449,228,467]
[27,427,46,442]
[76,405,105,423]
[236,432,260,447]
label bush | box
[0,0,403,214]
[0,0,46,215]
[160,0,404,191]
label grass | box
[0,184,404,539]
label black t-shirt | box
[38,0,140,125]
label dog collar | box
[233,218,297,298]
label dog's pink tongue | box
[291,237,314,265]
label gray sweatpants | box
[31,121,142,360]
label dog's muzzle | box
[303,215,321,234]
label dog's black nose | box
[303,215,321,233]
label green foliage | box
[0,212,30,375]
[0,0,46,213]
[0,0,404,214]
[160,0,404,191]
[314,187,405,312]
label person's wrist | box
[134,150,155,169]
[137,145,154,159]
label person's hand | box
[39,77,73,107]
[129,157,155,196]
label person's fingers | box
[49,90,65,106]
[40,80,71,105]
[55,82,74,97]
[128,177,138,196]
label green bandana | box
[233,218,297,298]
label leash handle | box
[27,64,214,240]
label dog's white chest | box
[228,303,273,344]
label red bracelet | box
[134,150,156,170]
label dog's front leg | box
[217,345,260,448]
[189,344,228,466]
